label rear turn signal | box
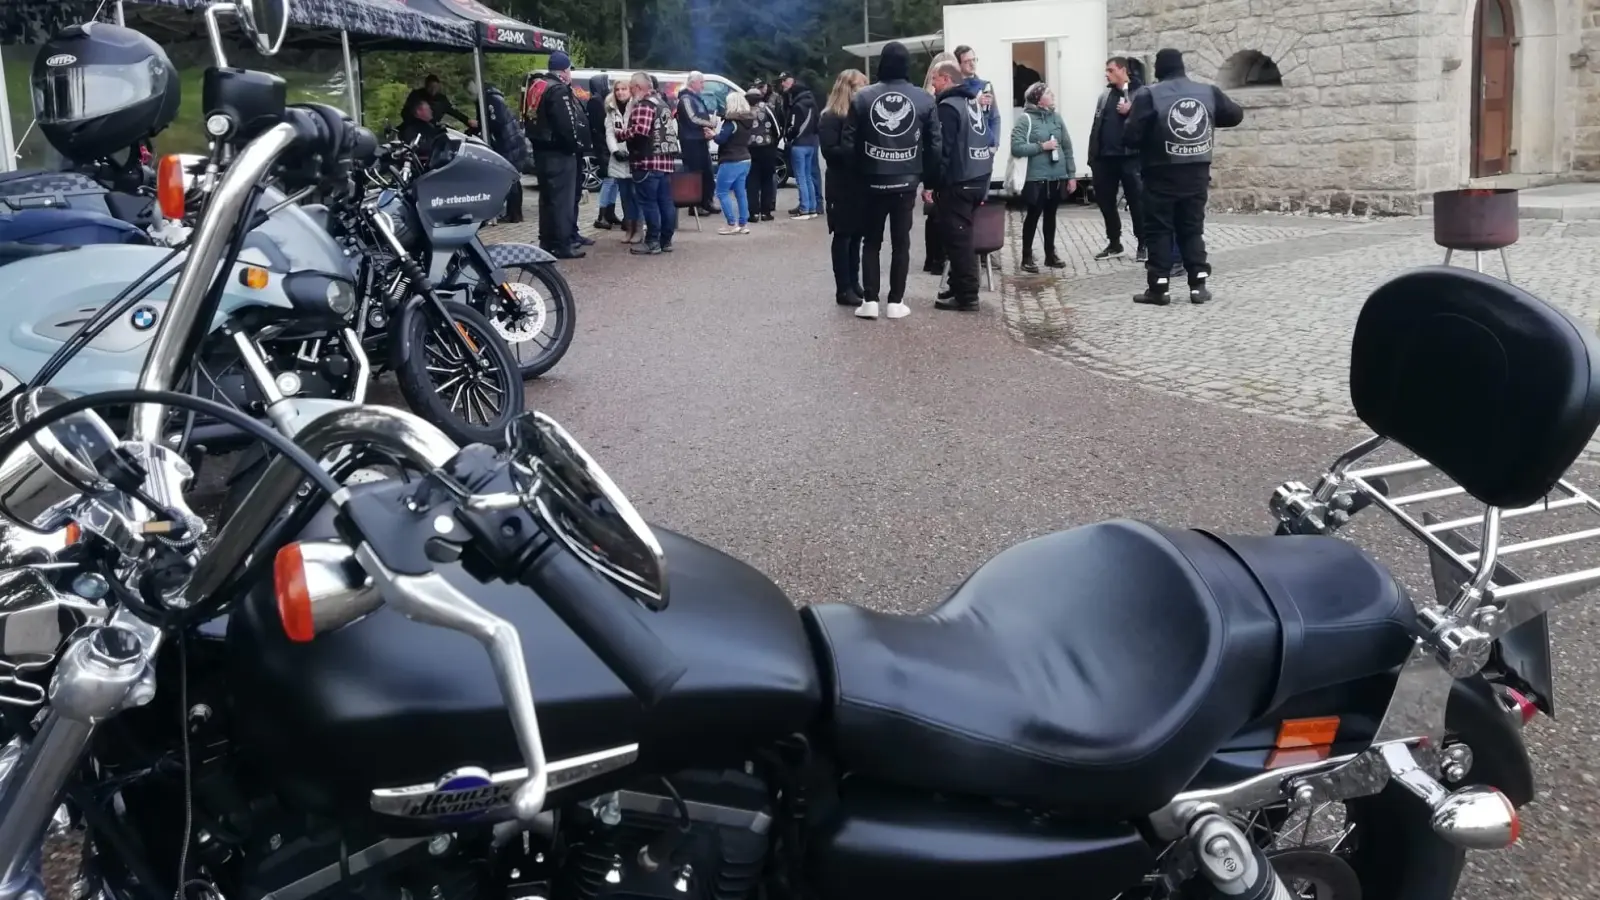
[1430,785,1520,849]
[157,155,186,220]
[1266,716,1341,769]
[1501,687,1539,728]
[274,541,383,642]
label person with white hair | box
[676,70,719,215]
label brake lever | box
[353,542,548,822]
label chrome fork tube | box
[130,122,300,443]
[0,611,160,898]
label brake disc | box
[490,281,548,344]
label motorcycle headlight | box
[325,278,357,316]
[0,386,118,533]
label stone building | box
[1109,0,1597,214]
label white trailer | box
[942,0,1108,188]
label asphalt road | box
[487,204,1600,900]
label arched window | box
[1218,50,1284,88]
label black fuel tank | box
[225,503,820,821]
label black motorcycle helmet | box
[32,22,180,164]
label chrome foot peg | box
[1188,813,1293,900]
[1378,743,1519,850]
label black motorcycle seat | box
[800,520,1417,821]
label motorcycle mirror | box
[513,412,669,610]
[239,0,290,57]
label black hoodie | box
[785,82,819,147]
[586,74,609,156]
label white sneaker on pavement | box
[855,301,880,319]
[886,302,910,319]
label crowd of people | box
[397,39,1245,310]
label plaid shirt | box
[626,97,677,174]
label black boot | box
[592,214,613,231]
[1133,276,1171,306]
[1189,272,1212,304]
[836,290,863,307]
[1021,256,1039,274]
[1044,254,1065,269]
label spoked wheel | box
[1238,804,1363,899]
[395,300,523,447]
[479,262,576,379]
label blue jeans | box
[632,170,678,247]
[599,177,619,209]
[617,177,638,222]
[715,159,752,225]
[791,144,819,213]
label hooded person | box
[783,78,821,218]
[470,77,530,224]
[586,73,621,229]
[841,41,940,321]
[1121,48,1244,305]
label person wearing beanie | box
[525,50,588,258]
[1121,47,1244,305]
[842,41,940,320]
[745,87,783,220]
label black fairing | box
[411,139,517,246]
[224,501,820,821]
[807,785,1155,900]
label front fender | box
[485,241,557,271]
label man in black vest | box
[923,60,995,312]
[842,42,941,321]
[1122,48,1243,305]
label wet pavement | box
[484,198,1600,899]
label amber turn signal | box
[239,266,270,290]
[274,541,383,642]
[1266,716,1341,769]
[157,155,186,221]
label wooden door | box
[1472,0,1514,177]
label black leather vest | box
[1148,78,1216,165]
[939,91,995,186]
[852,80,936,192]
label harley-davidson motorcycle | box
[0,5,1593,900]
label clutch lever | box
[354,542,548,821]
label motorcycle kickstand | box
[1186,812,1293,899]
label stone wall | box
[1109,0,1433,214]
[1567,0,1600,172]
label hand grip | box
[521,543,686,708]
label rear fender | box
[1193,673,1534,807]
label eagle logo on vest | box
[870,92,915,138]
[966,100,986,135]
[1164,97,1212,157]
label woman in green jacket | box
[1010,82,1077,273]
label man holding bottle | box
[1087,57,1144,262]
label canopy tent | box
[842,32,944,59]
[401,0,566,54]
[0,0,568,171]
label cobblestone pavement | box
[1001,208,1600,452]
[472,203,1600,900]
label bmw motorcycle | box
[0,5,1588,900]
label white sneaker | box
[886,302,910,319]
[855,301,880,319]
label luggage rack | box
[1271,434,1600,712]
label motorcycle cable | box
[28,243,188,389]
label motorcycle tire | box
[481,262,576,381]
[396,300,523,448]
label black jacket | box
[931,82,990,191]
[1086,76,1142,163]
[483,85,529,170]
[526,75,584,155]
[819,108,864,231]
[1123,76,1243,165]
[843,78,940,193]
[586,74,610,156]
[785,83,820,146]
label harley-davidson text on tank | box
[369,745,639,821]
